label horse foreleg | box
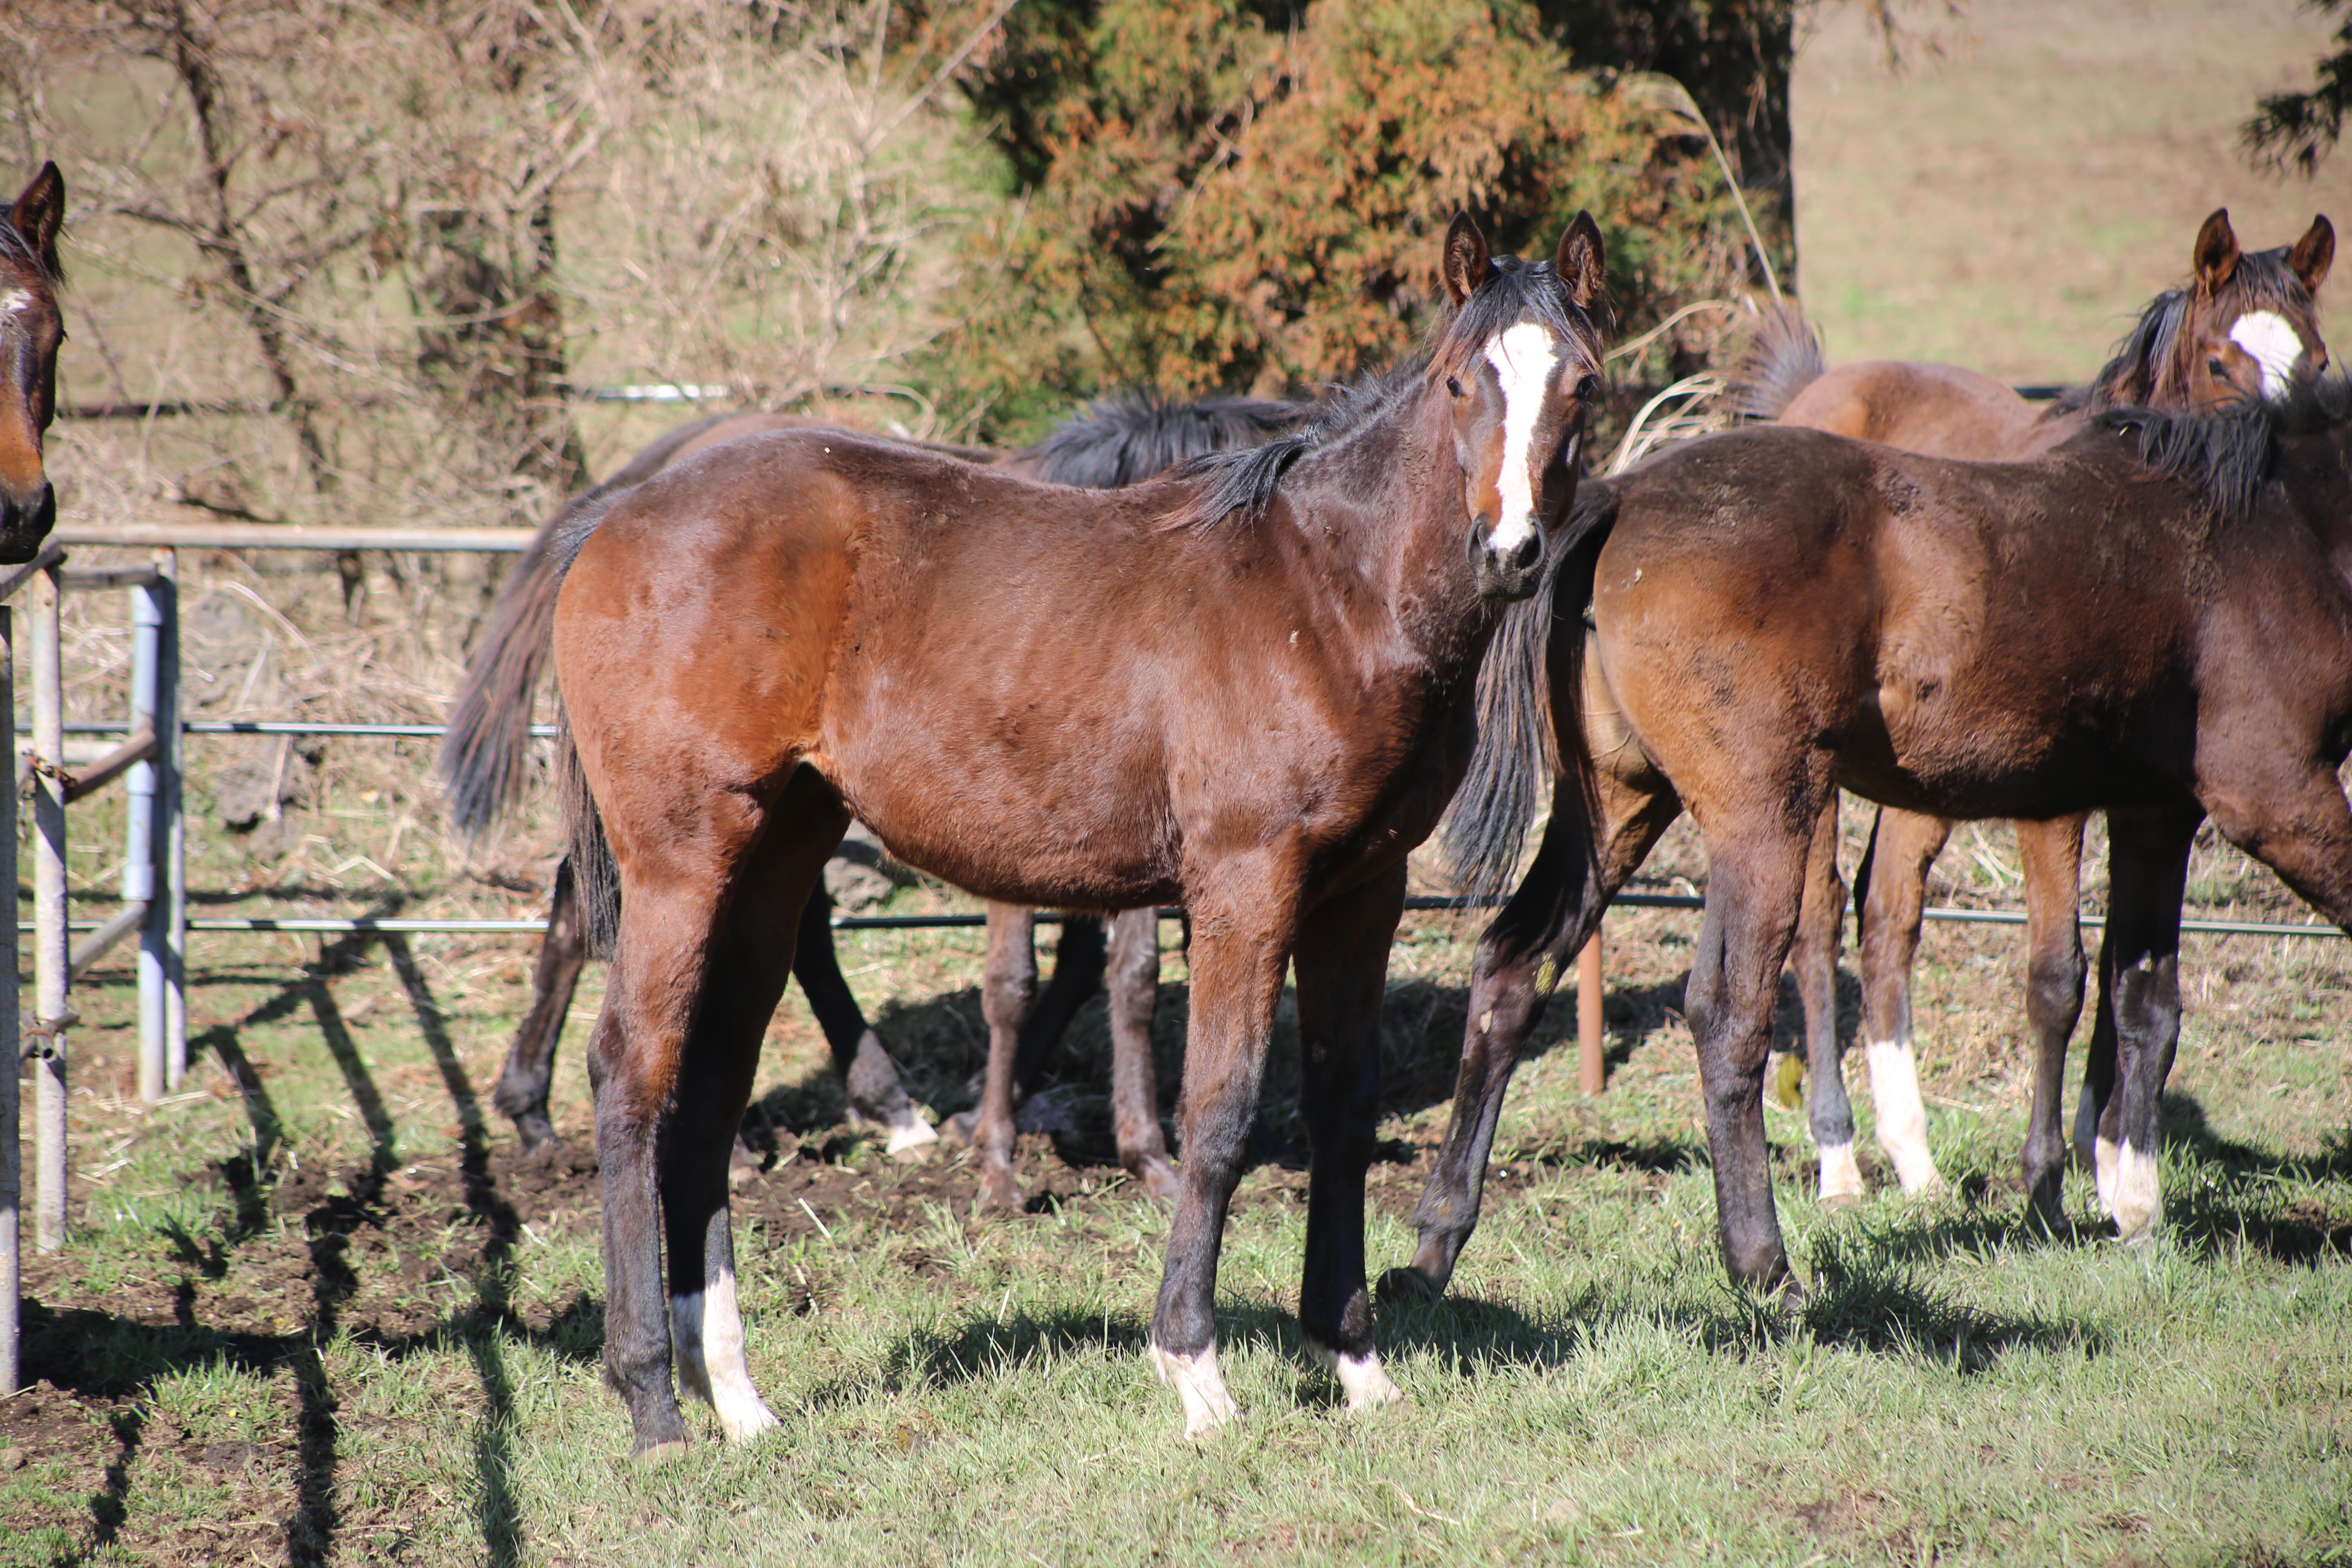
[1686,817,1813,1297]
[493,855,588,1150]
[2093,807,2200,1242]
[1382,767,1678,1301]
[1105,906,1178,1200]
[1854,806,1952,1194]
[971,904,1038,1210]
[1784,797,1858,1205]
[1149,858,1299,1437]
[793,882,936,1157]
[2017,813,2088,1226]
[1293,864,1407,1415]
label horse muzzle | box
[1469,519,1544,601]
[0,480,56,565]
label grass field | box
[8,1,2352,1562]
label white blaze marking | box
[1481,321,1563,555]
[2229,310,2305,400]
[1817,1140,1865,1205]
[1864,1038,1945,1193]
[1306,1337,1402,1413]
[0,289,29,318]
[671,1268,781,1442]
[1149,1338,1239,1437]
[2111,1139,2162,1241]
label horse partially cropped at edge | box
[548,213,1607,1457]
[1388,378,2352,1308]
[442,392,1303,1198]
[0,162,67,564]
[1734,208,2330,1216]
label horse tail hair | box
[1725,299,1829,422]
[1443,480,1619,902]
[555,708,621,960]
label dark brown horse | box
[1392,379,2352,1306]
[443,394,1302,1190]
[548,214,1606,1456]
[1737,209,2331,1213]
[0,163,65,564]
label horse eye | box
[1445,376,1462,398]
[1575,375,1599,400]
[2207,357,2230,379]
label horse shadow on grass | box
[32,917,599,1568]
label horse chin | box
[0,483,56,564]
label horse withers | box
[1402,381,2352,1303]
[550,213,1608,1457]
[1740,208,2331,1215]
[0,163,65,563]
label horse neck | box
[1278,389,1490,668]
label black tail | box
[1724,299,1828,423]
[1443,481,1620,901]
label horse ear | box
[2290,215,2334,298]
[1442,213,1490,307]
[2192,208,2239,294]
[1555,211,1605,311]
[10,162,62,275]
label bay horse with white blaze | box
[0,162,66,564]
[1398,380,2352,1304]
[1741,208,2332,1215]
[550,214,1608,1457]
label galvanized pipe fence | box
[3,518,2348,1394]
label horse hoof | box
[1819,1190,1862,1214]
[938,1111,977,1153]
[1769,1275,1809,1320]
[884,1118,940,1161]
[977,1169,1022,1212]
[632,1439,690,1468]
[1374,1266,1440,1303]
[1135,1158,1181,1205]
[514,1116,561,1154]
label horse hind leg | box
[1783,795,1861,1206]
[2016,814,2088,1226]
[1854,807,1952,1195]
[969,904,1039,1210]
[491,855,589,1150]
[792,881,937,1158]
[1106,906,1178,1201]
[2094,807,2200,1242]
[666,772,849,1445]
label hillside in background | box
[1793,0,2341,383]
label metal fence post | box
[129,573,162,1103]
[160,550,185,1088]
[29,562,66,1252]
[0,601,18,1388]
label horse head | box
[0,162,64,564]
[1435,210,1609,600]
[2177,207,2332,409]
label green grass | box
[8,825,2351,1565]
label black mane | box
[2100,372,2352,519]
[1175,254,1608,530]
[1029,391,1306,490]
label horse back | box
[1777,360,2050,461]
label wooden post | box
[1577,928,1604,1096]
[29,564,65,1252]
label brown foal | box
[548,215,1607,1456]
[0,163,65,565]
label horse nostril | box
[1509,532,1540,575]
